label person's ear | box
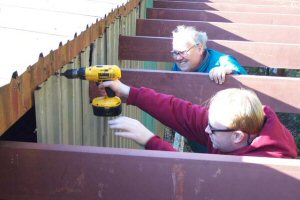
[197,43,202,50]
[197,44,204,54]
[232,131,246,144]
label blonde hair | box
[209,88,265,135]
[172,25,208,49]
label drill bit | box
[60,69,79,79]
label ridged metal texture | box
[0,0,142,135]
[33,0,168,148]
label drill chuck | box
[60,68,86,79]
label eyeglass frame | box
[208,123,252,145]
[170,43,200,58]
[208,123,236,135]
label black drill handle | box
[105,87,116,97]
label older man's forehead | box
[173,38,194,48]
[172,41,188,49]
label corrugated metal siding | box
[35,59,83,145]
[0,0,144,135]
[35,0,156,148]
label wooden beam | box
[147,9,300,26]
[157,0,300,5]
[153,1,300,14]
[136,19,300,43]
[119,35,300,69]
[1,141,300,200]
[90,69,300,114]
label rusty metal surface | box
[136,19,300,43]
[90,69,300,114]
[119,35,300,69]
[0,0,141,135]
[154,1,300,14]
[159,0,300,5]
[147,9,300,25]
[1,141,300,200]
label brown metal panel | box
[159,0,300,5]
[153,1,300,14]
[119,35,300,69]
[147,9,300,26]
[90,69,300,113]
[136,19,300,43]
[0,80,25,136]
[1,141,300,200]
[119,36,172,62]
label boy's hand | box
[99,80,130,98]
[108,116,154,146]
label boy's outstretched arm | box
[108,116,177,151]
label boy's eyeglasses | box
[208,123,235,134]
[171,43,199,58]
[208,123,253,145]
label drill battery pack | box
[92,96,122,116]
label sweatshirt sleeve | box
[145,136,177,151]
[127,87,209,145]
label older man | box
[171,25,247,84]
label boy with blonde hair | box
[102,80,297,158]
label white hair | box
[172,25,208,49]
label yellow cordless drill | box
[60,65,122,116]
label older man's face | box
[172,41,204,72]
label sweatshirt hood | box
[225,106,298,158]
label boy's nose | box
[205,125,211,135]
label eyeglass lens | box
[171,44,198,57]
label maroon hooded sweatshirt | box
[127,87,298,158]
